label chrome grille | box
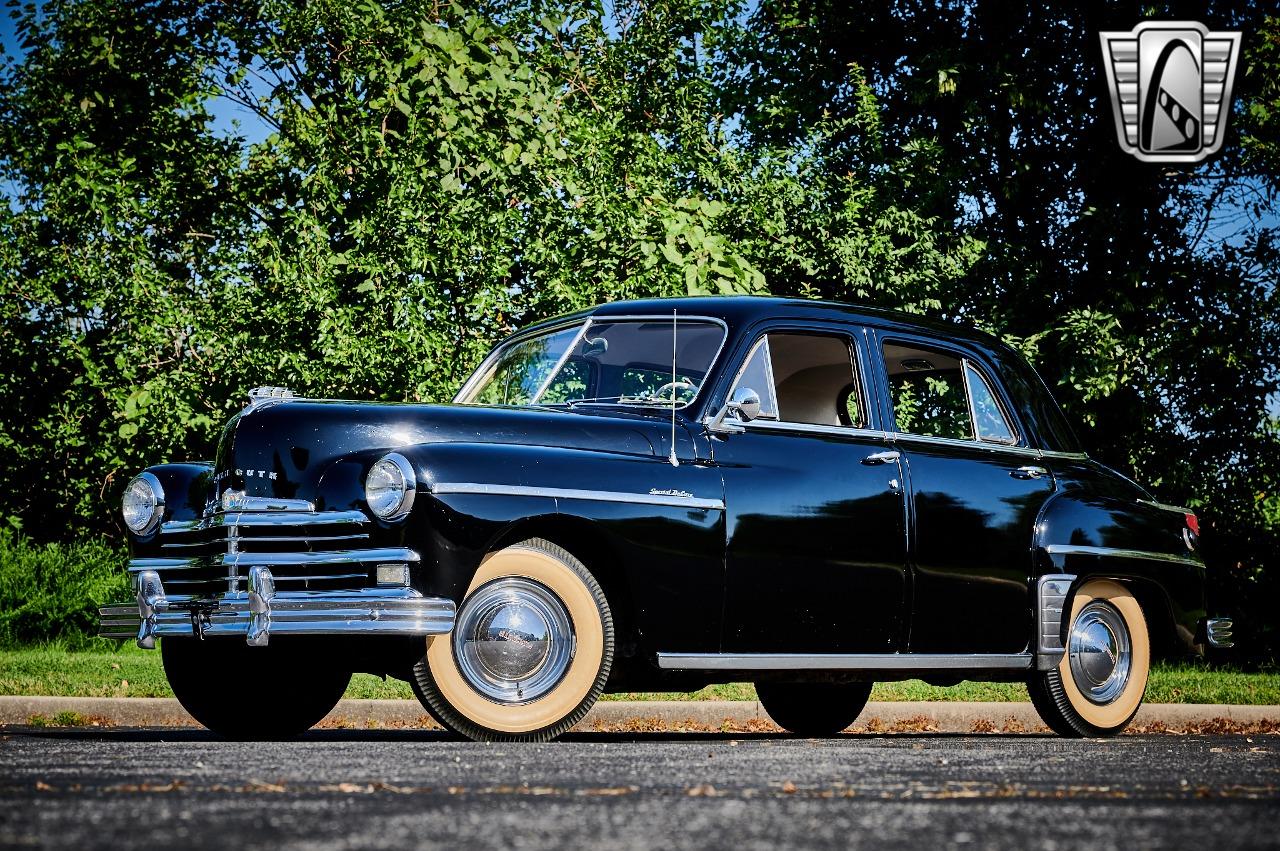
[130,506,410,598]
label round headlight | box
[122,472,164,534]
[365,454,415,520]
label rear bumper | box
[99,567,455,648]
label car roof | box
[520,296,1006,350]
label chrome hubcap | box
[453,577,575,705]
[1068,601,1132,705]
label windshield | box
[459,318,726,409]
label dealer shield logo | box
[1099,21,1241,163]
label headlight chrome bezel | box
[365,453,416,521]
[121,472,165,535]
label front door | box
[877,336,1056,654]
[716,327,909,653]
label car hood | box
[212,400,686,504]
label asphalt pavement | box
[1,727,1277,850]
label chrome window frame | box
[454,314,730,412]
[454,317,586,406]
[724,335,780,421]
[960,359,1020,446]
[880,335,1027,449]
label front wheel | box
[756,681,873,736]
[410,538,614,742]
[1028,579,1150,737]
[162,638,351,739]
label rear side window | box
[883,342,1017,444]
[965,363,1016,443]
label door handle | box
[1011,465,1049,480]
[862,450,901,466]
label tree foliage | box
[729,0,1280,656]
[0,0,974,533]
[0,0,1277,655]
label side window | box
[730,332,864,428]
[883,341,1018,444]
[965,363,1016,444]
[883,343,972,440]
[732,338,780,420]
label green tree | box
[729,0,1280,656]
[0,0,974,538]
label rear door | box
[874,334,1056,654]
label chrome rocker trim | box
[99,568,455,648]
[656,653,1033,671]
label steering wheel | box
[654,380,695,401]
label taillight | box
[1185,513,1200,536]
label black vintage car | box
[101,297,1232,741]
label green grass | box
[1,643,1277,704]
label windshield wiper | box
[552,394,684,409]
[555,396,625,408]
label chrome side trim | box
[430,482,725,511]
[1036,574,1075,671]
[1138,499,1196,515]
[162,510,369,532]
[891,432,1041,457]
[655,653,1033,671]
[1042,543,1202,568]
[738,421,892,441]
[127,547,419,573]
[1038,449,1090,460]
[98,586,455,643]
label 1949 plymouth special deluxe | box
[100,297,1232,741]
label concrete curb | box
[3,696,1277,732]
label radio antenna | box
[669,308,679,467]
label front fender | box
[126,462,213,548]
[391,441,727,653]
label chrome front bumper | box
[99,567,456,648]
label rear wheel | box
[161,638,350,739]
[410,538,614,742]
[1028,579,1150,737]
[756,681,873,736]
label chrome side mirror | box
[706,387,761,435]
[729,387,761,422]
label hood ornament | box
[246,386,296,412]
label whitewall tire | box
[410,538,614,742]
